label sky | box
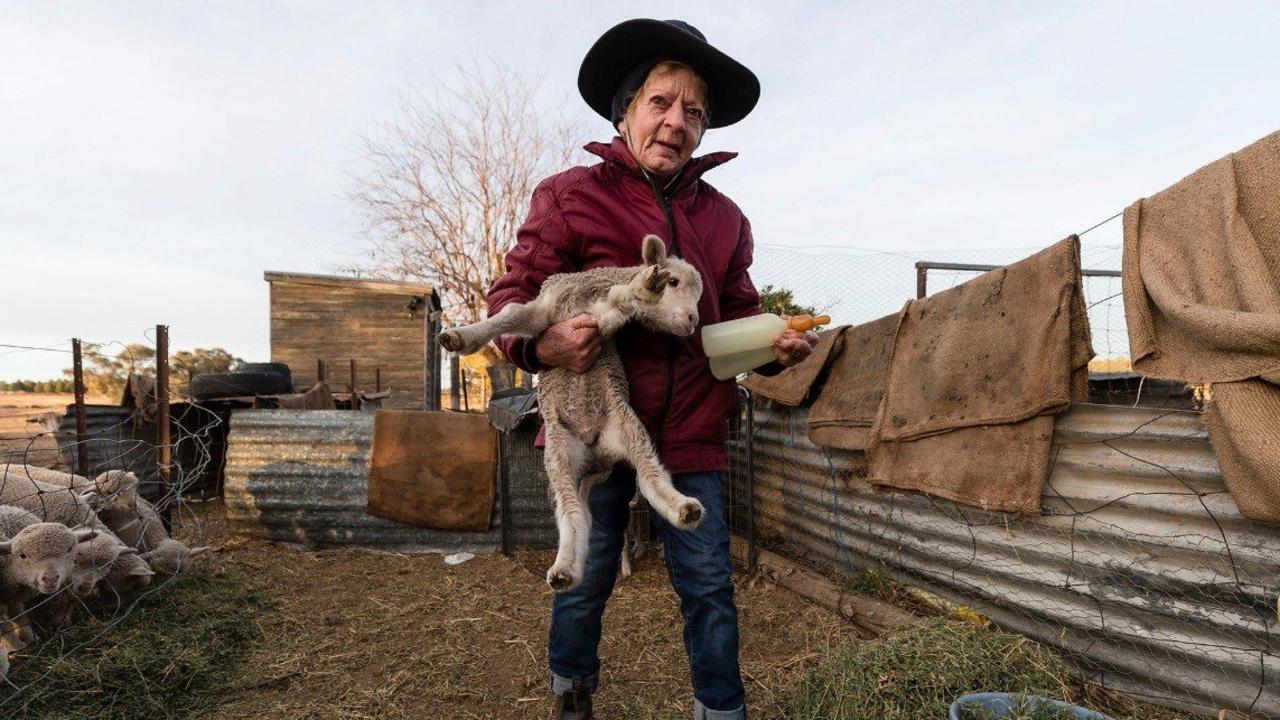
[2,1,1278,380]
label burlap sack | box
[1123,130,1280,384]
[868,237,1092,513]
[806,313,901,451]
[1123,130,1280,521]
[739,325,850,406]
[1203,380,1280,523]
[366,411,496,532]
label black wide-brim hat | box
[578,18,760,129]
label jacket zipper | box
[650,178,681,456]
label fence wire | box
[750,240,1130,363]
[0,335,219,703]
[732,231,1278,719]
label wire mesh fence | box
[745,401,1279,718]
[0,333,217,701]
[740,224,1278,717]
[750,239,1131,363]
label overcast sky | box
[2,1,1278,380]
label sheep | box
[98,496,208,575]
[1,464,138,513]
[0,469,101,529]
[38,532,140,629]
[96,551,154,612]
[439,234,706,591]
[0,505,97,647]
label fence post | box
[316,358,326,384]
[915,262,928,299]
[349,358,359,411]
[450,355,461,410]
[156,324,172,529]
[375,367,382,393]
[72,338,88,477]
[425,306,443,411]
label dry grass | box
[0,496,1204,719]
[0,391,112,470]
[185,501,861,719]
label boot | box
[552,687,595,720]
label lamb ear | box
[644,266,673,294]
[74,528,99,544]
[119,547,139,556]
[641,234,667,266]
[138,550,154,562]
[188,546,210,557]
[0,541,11,555]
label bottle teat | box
[786,314,831,332]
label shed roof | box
[264,270,435,297]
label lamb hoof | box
[438,330,465,353]
[546,566,577,591]
[676,499,705,530]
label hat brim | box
[578,19,760,129]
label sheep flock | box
[0,464,208,683]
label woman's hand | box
[772,328,820,367]
[534,314,602,373]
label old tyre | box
[233,362,293,384]
[190,372,291,400]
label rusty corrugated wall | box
[749,402,1279,717]
[223,409,499,552]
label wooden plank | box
[754,546,917,635]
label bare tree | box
[348,61,585,325]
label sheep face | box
[631,235,702,338]
[69,534,132,597]
[90,470,140,513]
[141,539,209,575]
[99,550,154,599]
[0,524,98,594]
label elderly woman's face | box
[619,66,708,180]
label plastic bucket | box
[949,692,1111,720]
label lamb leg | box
[602,409,704,531]
[542,425,591,591]
[438,299,552,355]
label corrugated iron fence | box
[747,400,1279,717]
[224,410,500,553]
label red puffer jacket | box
[487,136,763,473]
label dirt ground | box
[181,499,862,720]
[0,391,112,470]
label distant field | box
[0,391,112,470]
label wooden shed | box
[264,271,442,410]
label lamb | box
[0,469,101,529]
[439,235,706,591]
[96,551,154,611]
[0,505,97,646]
[38,532,140,629]
[98,496,208,575]
[1,464,138,513]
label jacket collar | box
[585,136,737,197]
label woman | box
[487,19,817,720]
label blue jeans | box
[548,467,746,719]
